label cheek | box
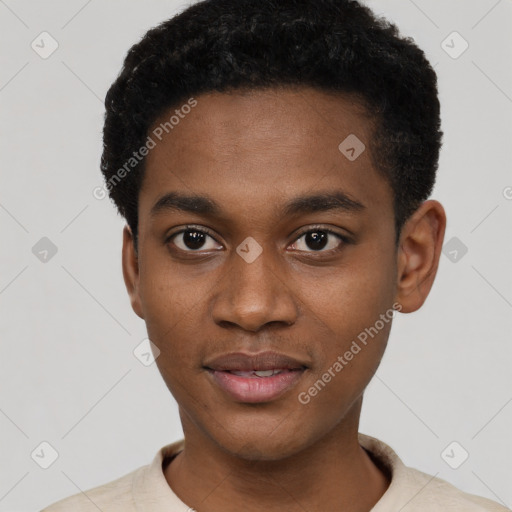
[137,258,204,367]
[138,241,205,320]
[295,316,391,436]
[299,247,396,345]
[294,245,396,404]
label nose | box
[211,243,299,332]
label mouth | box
[203,351,308,403]
[205,368,306,403]
[222,368,301,377]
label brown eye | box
[167,227,222,252]
[181,230,207,250]
[289,229,346,253]
[303,231,328,251]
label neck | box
[164,398,390,512]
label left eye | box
[289,229,345,252]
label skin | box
[122,87,446,512]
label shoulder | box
[358,433,510,512]
[39,440,185,512]
[39,465,144,512]
[404,465,510,511]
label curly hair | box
[101,0,442,251]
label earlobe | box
[395,200,446,313]
[122,225,145,319]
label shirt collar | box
[132,433,406,511]
[132,438,187,512]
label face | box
[125,87,401,460]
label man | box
[41,0,509,510]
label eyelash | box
[165,224,350,255]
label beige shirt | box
[41,433,509,511]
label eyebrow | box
[149,190,365,219]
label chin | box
[210,419,316,462]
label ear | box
[395,200,446,313]
[122,225,144,319]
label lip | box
[203,350,308,372]
[207,368,306,403]
[203,351,308,403]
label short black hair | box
[101,0,442,252]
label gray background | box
[1,0,511,510]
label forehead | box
[146,87,372,163]
[140,87,392,221]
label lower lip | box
[207,369,305,403]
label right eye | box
[166,226,223,252]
